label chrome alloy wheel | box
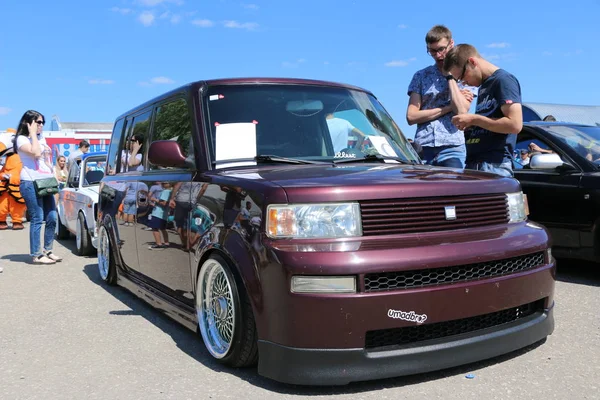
[97,227,110,281]
[196,259,236,359]
[76,218,83,251]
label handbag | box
[33,176,60,197]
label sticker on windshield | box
[387,308,428,324]
[334,151,356,159]
[209,94,225,101]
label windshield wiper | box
[333,153,415,164]
[213,154,327,166]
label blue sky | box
[1,0,599,138]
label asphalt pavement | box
[1,224,599,400]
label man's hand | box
[452,114,477,131]
[461,89,474,103]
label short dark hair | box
[443,44,481,71]
[425,25,452,44]
[543,115,556,122]
[79,140,90,148]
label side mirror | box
[529,153,573,170]
[148,140,189,168]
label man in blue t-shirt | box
[444,44,523,177]
[406,25,476,168]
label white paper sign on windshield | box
[215,122,257,169]
[368,136,398,158]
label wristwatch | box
[445,74,456,81]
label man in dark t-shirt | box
[443,44,523,177]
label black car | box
[513,122,600,263]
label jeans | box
[421,145,466,168]
[466,160,514,177]
[20,180,58,257]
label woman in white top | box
[54,155,68,204]
[14,110,62,264]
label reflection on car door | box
[135,175,195,305]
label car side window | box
[121,110,152,173]
[515,131,560,170]
[106,118,125,176]
[149,98,194,170]
[67,161,80,188]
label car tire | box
[56,215,70,240]
[76,213,94,256]
[97,226,117,285]
[196,254,258,367]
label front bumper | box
[258,304,554,385]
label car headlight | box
[507,192,527,223]
[267,203,362,238]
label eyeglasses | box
[35,120,45,125]
[426,44,450,56]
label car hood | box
[79,186,100,197]
[218,163,521,203]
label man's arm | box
[448,80,473,115]
[452,103,523,134]
[406,92,452,125]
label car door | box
[514,128,584,248]
[134,97,196,306]
[63,160,83,233]
[116,111,152,277]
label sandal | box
[0,222,8,230]
[33,255,56,265]
[12,223,24,230]
[45,251,63,262]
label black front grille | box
[364,252,545,292]
[365,300,542,349]
[360,194,509,236]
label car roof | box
[525,121,598,129]
[115,77,374,121]
[81,151,107,160]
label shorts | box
[147,216,167,230]
[173,201,192,229]
[123,198,137,215]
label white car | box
[56,152,107,256]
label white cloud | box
[542,51,553,56]
[483,53,517,61]
[384,57,416,67]
[111,7,133,14]
[159,11,171,18]
[398,24,408,29]
[170,14,181,23]
[243,3,259,9]
[0,107,12,116]
[89,79,115,85]
[282,59,306,68]
[192,19,214,27]
[486,42,510,48]
[150,76,175,84]
[138,81,152,87]
[223,20,259,30]
[138,11,155,26]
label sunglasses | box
[35,120,45,125]
[457,61,470,82]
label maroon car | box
[97,78,555,385]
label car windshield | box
[545,125,600,164]
[204,84,420,167]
